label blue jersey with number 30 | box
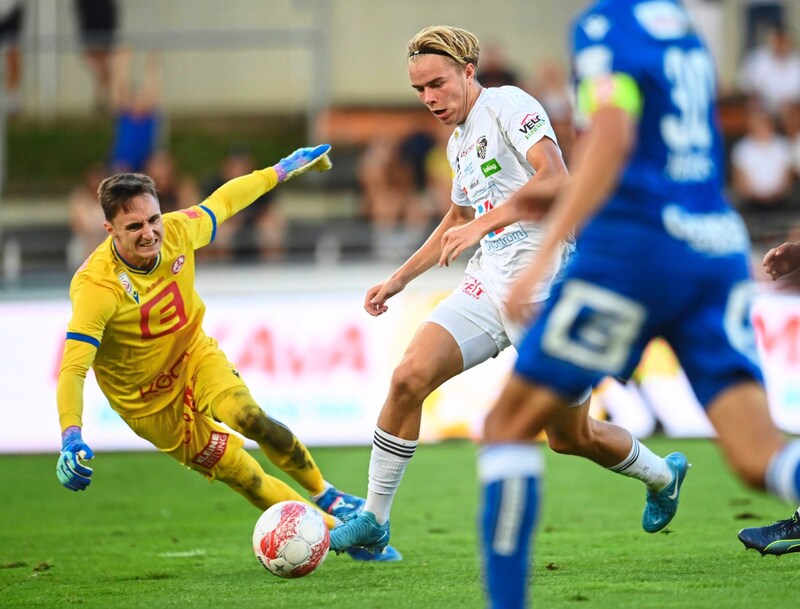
[575,0,730,222]
[514,0,762,406]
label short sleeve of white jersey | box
[493,87,555,160]
[448,133,471,207]
[448,87,557,208]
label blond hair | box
[407,25,480,68]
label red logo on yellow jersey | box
[192,432,229,468]
[171,255,186,275]
[140,282,189,339]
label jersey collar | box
[111,240,161,275]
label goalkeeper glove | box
[56,426,94,492]
[273,144,333,183]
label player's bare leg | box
[367,322,463,519]
[707,381,800,556]
[543,393,688,532]
[706,380,784,489]
[330,322,463,552]
[376,322,464,437]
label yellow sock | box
[213,388,326,495]
[258,438,326,496]
[219,449,336,528]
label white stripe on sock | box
[767,439,800,504]
[493,477,526,556]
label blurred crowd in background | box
[1,0,799,286]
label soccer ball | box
[252,500,330,578]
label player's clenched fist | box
[56,426,94,491]
[364,277,407,317]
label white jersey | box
[448,86,568,303]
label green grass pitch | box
[3,438,800,608]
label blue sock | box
[477,443,543,609]
[766,439,800,504]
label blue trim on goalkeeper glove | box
[273,144,332,182]
[56,426,94,492]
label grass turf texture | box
[3,438,799,608]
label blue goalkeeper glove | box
[56,426,94,492]
[273,144,333,183]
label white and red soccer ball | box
[252,500,330,578]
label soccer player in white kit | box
[330,25,686,554]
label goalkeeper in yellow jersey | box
[55,144,400,562]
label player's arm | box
[199,145,333,225]
[438,136,568,266]
[364,202,473,316]
[55,282,117,491]
[763,241,800,280]
[504,72,640,323]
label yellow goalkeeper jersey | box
[57,168,279,431]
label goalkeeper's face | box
[103,193,164,269]
[409,54,476,126]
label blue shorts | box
[515,216,763,407]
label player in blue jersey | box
[476,1,800,606]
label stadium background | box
[2,0,800,454]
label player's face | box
[409,54,475,126]
[104,193,163,269]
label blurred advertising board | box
[2,288,799,454]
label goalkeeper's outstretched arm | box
[200,144,332,225]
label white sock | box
[766,439,800,504]
[364,427,418,524]
[608,434,671,490]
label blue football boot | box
[642,452,690,533]
[739,511,800,556]
[330,511,390,553]
[314,487,366,521]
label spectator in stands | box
[731,106,794,218]
[358,133,440,260]
[422,127,455,219]
[476,42,518,88]
[0,1,23,114]
[201,143,286,261]
[400,129,451,224]
[108,47,162,173]
[73,0,118,112]
[143,149,199,214]
[67,162,110,269]
[737,26,800,132]
[742,0,787,52]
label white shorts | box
[426,271,526,371]
[426,270,592,406]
